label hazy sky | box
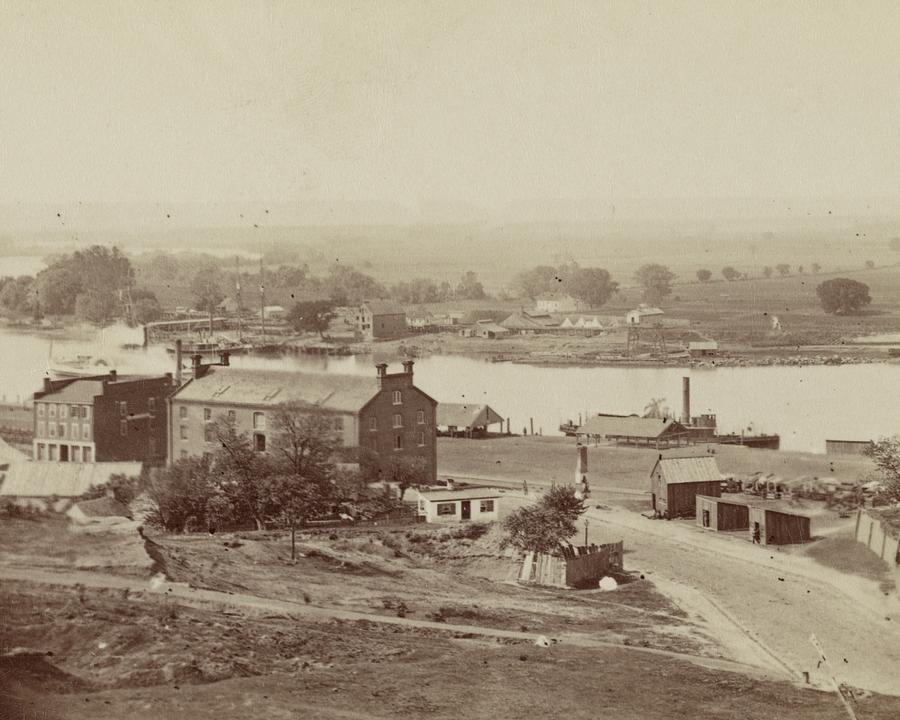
[2,1,900,223]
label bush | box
[450,522,489,540]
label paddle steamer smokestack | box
[682,376,691,426]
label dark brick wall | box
[94,377,173,463]
[358,371,437,482]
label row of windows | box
[36,421,92,440]
[37,403,92,420]
[368,432,427,451]
[180,407,345,433]
[369,410,427,431]
[35,443,93,462]
[435,500,494,516]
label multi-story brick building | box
[356,300,407,340]
[32,371,173,464]
[167,361,437,481]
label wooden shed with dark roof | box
[649,455,722,519]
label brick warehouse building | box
[167,361,437,481]
[32,371,174,464]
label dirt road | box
[586,506,900,695]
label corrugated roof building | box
[0,461,143,512]
[649,455,722,518]
[576,415,689,448]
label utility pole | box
[584,518,589,548]
[235,255,243,341]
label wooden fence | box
[518,541,624,589]
[855,509,900,565]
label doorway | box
[60,445,69,462]
[702,510,710,528]
[461,500,471,521]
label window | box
[416,410,425,425]
[480,500,494,513]
[392,413,403,428]
[82,424,90,440]
[204,408,212,421]
[49,423,56,438]
[49,445,58,461]
[83,446,92,463]
[417,431,425,447]
[36,444,45,460]
[72,446,81,463]
[84,406,91,420]
[120,419,127,437]
[60,404,67,419]
[37,404,44,417]
[394,434,403,450]
[179,406,188,419]
[180,450,188,460]
[180,425,188,440]
[227,410,236,422]
[254,433,266,452]
[204,425,215,442]
[333,416,343,431]
[37,421,45,437]
[392,390,402,405]
[148,397,156,413]
[48,404,56,418]
[369,416,377,431]
[71,424,79,440]
[253,412,266,430]
[436,503,456,516]
[119,401,127,417]
[59,424,67,438]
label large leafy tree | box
[456,270,487,300]
[721,266,741,281]
[145,457,217,532]
[380,455,429,500]
[634,264,676,304]
[502,485,586,554]
[865,437,900,503]
[564,268,618,308]
[815,278,871,315]
[190,265,226,325]
[513,265,560,300]
[696,269,712,283]
[75,289,118,327]
[287,300,335,338]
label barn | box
[650,456,721,519]
[696,495,750,531]
[749,506,811,546]
[576,415,690,449]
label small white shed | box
[416,487,501,523]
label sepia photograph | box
[2,1,900,718]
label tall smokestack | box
[175,339,183,386]
[682,376,691,426]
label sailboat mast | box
[235,255,243,342]
[259,256,266,343]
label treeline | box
[0,245,163,326]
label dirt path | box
[586,507,900,695]
[0,566,783,681]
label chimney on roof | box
[402,360,414,375]
[109,370,117,382]
[43,377,52,393]
[192,353,204,377]
[375,363,388,388]
[446,478,455,491]
[175,339,183,386]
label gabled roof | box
[361,299,405,316]
[171,366,380,412]
[39,380,106,404]
[437,403,505,429]
[652,456,721,484]
[577,414,687,439]
[0,461,143,498]
[500,311,559,330]
[70,496,132,518]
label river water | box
[1,323,897,454]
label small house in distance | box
[535,293,584,314]
[576,415,690,449]
[825,439,873,456]
[688,340,718,357]
[357,300,407,340]
[415,485,500,523]
[626,305,664,325]
[650,455,721,519]
[437,403,505,437]
[749,505,811,545]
